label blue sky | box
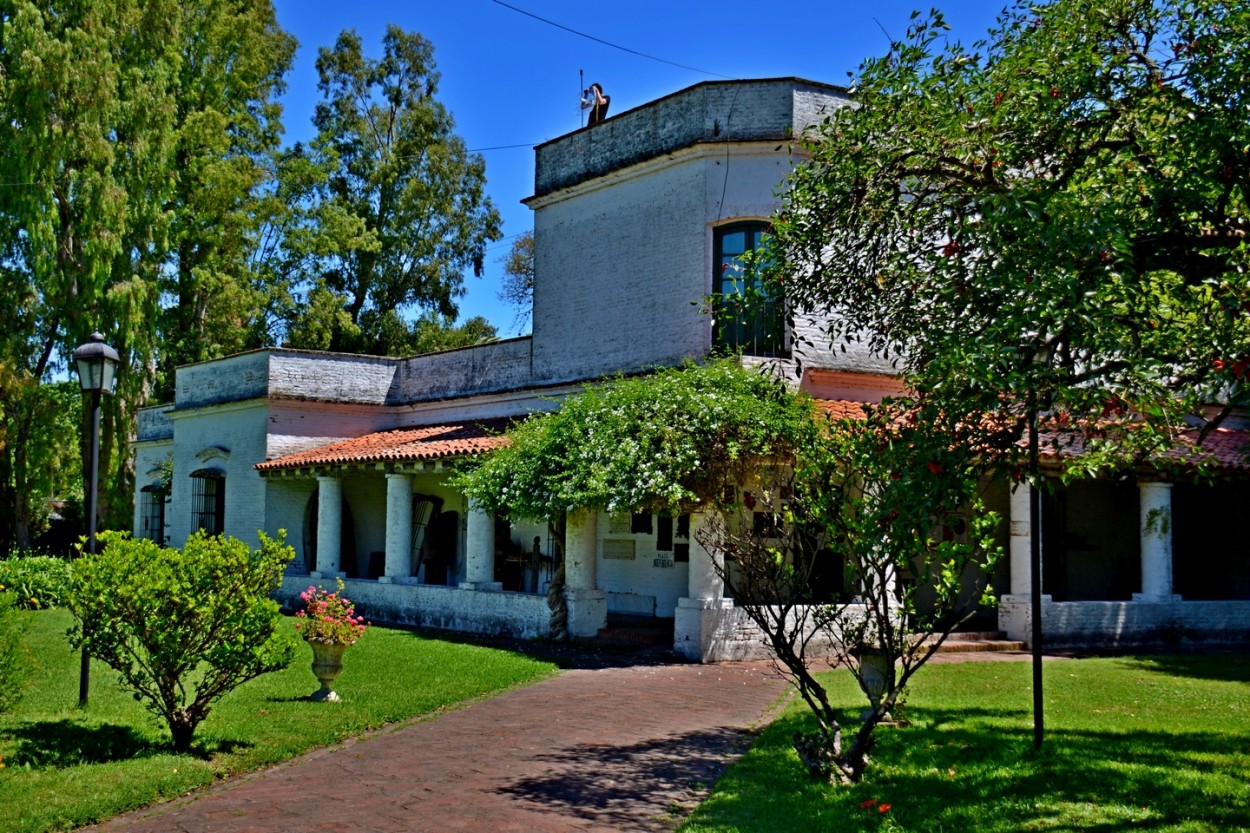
[271,0,1008,335]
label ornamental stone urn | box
[856,646,892,723]
[308,641,348,702]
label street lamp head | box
[73,332,120,395]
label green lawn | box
[0,609,559,833]
[682,654,1250,833]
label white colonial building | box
[134,78,1250,661]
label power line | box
[488,0,735,80]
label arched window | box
[713,222,787,357]
[190,469,225,535]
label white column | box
[312,476,344,578]
[1135,480,1180,602]
[564,509,607,637]
[460,502,501,591]
[686,511,726,602]
[564,509,598,592]
[675,509,733,662]
[380,473,413,583]
[1008,483,1033,596]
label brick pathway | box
[82,661,788,833]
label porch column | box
[675,510,734,662]
[312,476,344,578]
[380,473,413,583]
[998,482,1050,643]
[564,508,606,637]
[1008,483,1034,596]
[460,502,501,591]
[686,511,727,602]
[1135,480,1181,602]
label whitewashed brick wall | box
[167,401,270,548]
[276,577,551,639]
[1000,599,1250,648]
[594,513,689,617]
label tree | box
[458,360,1002,782]
[0,0,183,549]
[283,26,503,355]
[774,0,1250,474]
[0,1,298,549]
[457,359,817,522]
[67,531,296,752]
[498,230,535,330]
[157,0,297,394]
[696,398,1002,783]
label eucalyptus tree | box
[283,25,502,355]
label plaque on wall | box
[603,539,636,560]
[653,557,674,569]
[607,514,631,535]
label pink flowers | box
[294,578,368,646]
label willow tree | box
[774,0,1250,473]
[0,0,181,548]
[0,1,298,547]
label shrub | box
[0,554,74,610]
[0,589,27,713]
[66,530,297,751]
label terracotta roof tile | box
[1040,424,1250,473]
[256,418,512,472]
[814,399,870,421]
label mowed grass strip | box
[682,654,1250,833]
[0,609,559,833]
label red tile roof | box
[256,418,512,472]
[1039,424,1250,473]
[814,398,870,420]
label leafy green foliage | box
[280,25,503,355]
[0,0,297,547]
[0,555,73,610]
[699,397,1003,783]
[456,359,821,521]
[65,532,296,751]
[774,0,1250,474]
[0,589,27,714]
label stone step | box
[916,631,1027,653]
[931,639,1027,653]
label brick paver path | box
[82,662,787,833]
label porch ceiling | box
[256,418,513,476]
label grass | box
[0,608,559,833]
[682,654,1250,833]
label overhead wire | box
[488,0,735,80]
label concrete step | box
[916,632,1027,653]
[593,615,674,648]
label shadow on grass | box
[703,705,1250,833]
[501,726,756,829]
[1112,652,1250,685]
[382,621,684,670]
[2,720,156,768]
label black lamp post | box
[73,331,119,708]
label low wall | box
[278,578,552,640]
[999,598,1250,649]
[675,599,866,663]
